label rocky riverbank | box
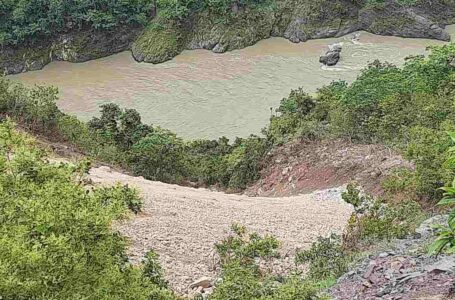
[120,0,455,65]
[2,0,455,75]
[0,25,142,75]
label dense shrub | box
[296,234,353,281]
[0,120,175,299]
[210,225,327,300]
[430,132,455,255]
[341,185,425,248]
[0,0,154,46]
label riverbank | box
[10,29,452,140]
[2,0,455,75]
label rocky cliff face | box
[1,25,141,75]
[105,0,455,65]
[2,0,455,75]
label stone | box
[425,257,455,274]
[319,50,341,66]
[415,215,448,240]
[363,261,377,278]
[190,277,212,289]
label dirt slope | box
[89,165,353,295]
[247,139,412,198]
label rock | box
[98,166,112,173]
[415,215,448,240]
[425,256,455,274]
[396,271,422,283]
[212,43,228,53]
[319,43,342,66]
[363,261,377,279]
[319,51,340,66]
[376,285,392,297]
[328,43,343,52]
[190,277,212,289]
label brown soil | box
[246,139,413,197]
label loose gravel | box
[89,166,353,295]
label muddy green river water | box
[10,25,455,140]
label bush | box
[0,120,175,299]
[215,224,280,266]
[143,250,169,288]
[210,225,327,300]
[344,199,425,248]
[430,132,455,255]
[295,234,353,281]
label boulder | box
[320,43,342,66]
[190,276,212,289]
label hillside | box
[88,164,352,296]
[2,0,455,74]
[1,8,455,299]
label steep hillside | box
[2,0,455,74]
[88,164,353,296]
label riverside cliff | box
[2,0,455,75]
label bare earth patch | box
[246,139,413,197]
[89,166,353,295]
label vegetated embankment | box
[2,0,455,74]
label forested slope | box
[1,0,455,74]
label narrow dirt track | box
[89,166,354,295]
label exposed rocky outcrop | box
[1,25,142,75]
[2,0,455,74]
[131,0,455,65]
[330,215,455,300]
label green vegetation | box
[266,44,455,201]
[0,0,154,46]
[429,132,455,255]
[210,225,329,300]
[290,184,425,296]
[341,185,425,248]
[296,234,354,281]
[0,120,175,299]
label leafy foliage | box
[342,185,425,248]
[0,120,175,299]
[210,225,327,300]
[215,224,280,266]
[429,132,455,255]
[0,0,154,46]
[296,234,353,281]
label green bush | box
[0,120,175,300]
[210,225,327,300]
[430,132,455,255]
[344,198,425,248]
[143,250,169,288]
[295,234,353,281]
[215,224,280,266]
[0,0,153,46]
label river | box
[10,25,455,140]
